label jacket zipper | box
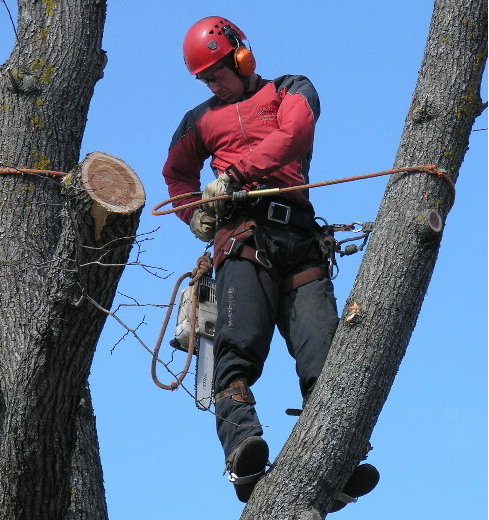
[236,103,253,151]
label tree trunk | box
[241,0,487,518]
[0,2,145,519]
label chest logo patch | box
[258,104,277,125]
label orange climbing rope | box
[151,271,195,391]
[0,166,68,177]
[151,164,455,216]
[151,254,213,391]
[0,164,455,214]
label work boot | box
[330,463,380,513]
[226,436,269,503]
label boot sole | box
[231,436,269,502]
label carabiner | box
[255,249,272,269]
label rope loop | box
[151,253,213,391]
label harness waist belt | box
[244,200,316,230]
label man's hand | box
[190,209,216,242]
[201,172,239,217]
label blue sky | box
[1,1,487,519]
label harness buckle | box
[267,202,291,224]
[255,249,272,269]
[223,237,240,256]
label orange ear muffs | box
[234,46,256,76]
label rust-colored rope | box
[151,271,192,390]
[151,254,213,391]
[0,166,68,177]
[189,252,213,285]
[151,164,455,216]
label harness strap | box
[214,217,272,273]
[278,265,329,297]
[231,242,272,271]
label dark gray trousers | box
[213,224,339,458]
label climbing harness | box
[151,164,455,216]
[212,210,343,289]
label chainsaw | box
[171,275,217,410]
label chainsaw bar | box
[195,336,214,410]
[194,276,217,411]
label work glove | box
[201,172,239,218]
[189,209,216,242]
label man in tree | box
[162,16,378,506]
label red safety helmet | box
[183,16,253,76]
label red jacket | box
[162,75,320,223]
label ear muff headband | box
[222,25,256,77]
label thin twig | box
[1,0,18,40]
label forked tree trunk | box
[0,2,145,519]
[0,1,486,519]
[241,0,487,518]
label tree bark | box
[241,0,487,518]
[0,2,145,519]
[66,384,109,520]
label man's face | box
[196,63,244,103]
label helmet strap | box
[242,75,251,92]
